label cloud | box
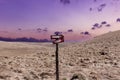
[93,23,99,27]
[101,21,107,24]
[81,31,90,35]
[43,28,48,32]
[116,18,120,22]
[84,31,90,35]
[67,29,73,32]
[92,21,110,30]
[91,20,111,31]
[98,25,102,28]
[91,23,99,30]
[36,28,48,33]
[36,28,42,33]
[93,0,97,2]
[91,27,95,30]
[89,3,107,12]
[89,8,93,11]
[60,0,70,5]
[97,3,106,12]
[37,28,41,31]
[105,24,111,27]
[18,28,22,31]
[54,31,62,35]
[100,3,106,8]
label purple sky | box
[0,0,120,40]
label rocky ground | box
[0,30,120,80]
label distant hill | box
[63,30,120,80]
[0,37,50,42]
[87,30,120,44]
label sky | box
[0,0,120,40]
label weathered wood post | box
[51,34,64,80]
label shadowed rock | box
[70,73,86,80]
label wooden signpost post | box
[51,34,64,80]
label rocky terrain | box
[0,30,120,80]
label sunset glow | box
[0,0,120,41]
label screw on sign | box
[51,34,64,80]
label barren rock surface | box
[0,30,120,80]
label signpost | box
[51,34,64,80]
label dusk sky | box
[0,0,120,40]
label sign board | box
[51,35,64,44]
[50,34,64,80]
